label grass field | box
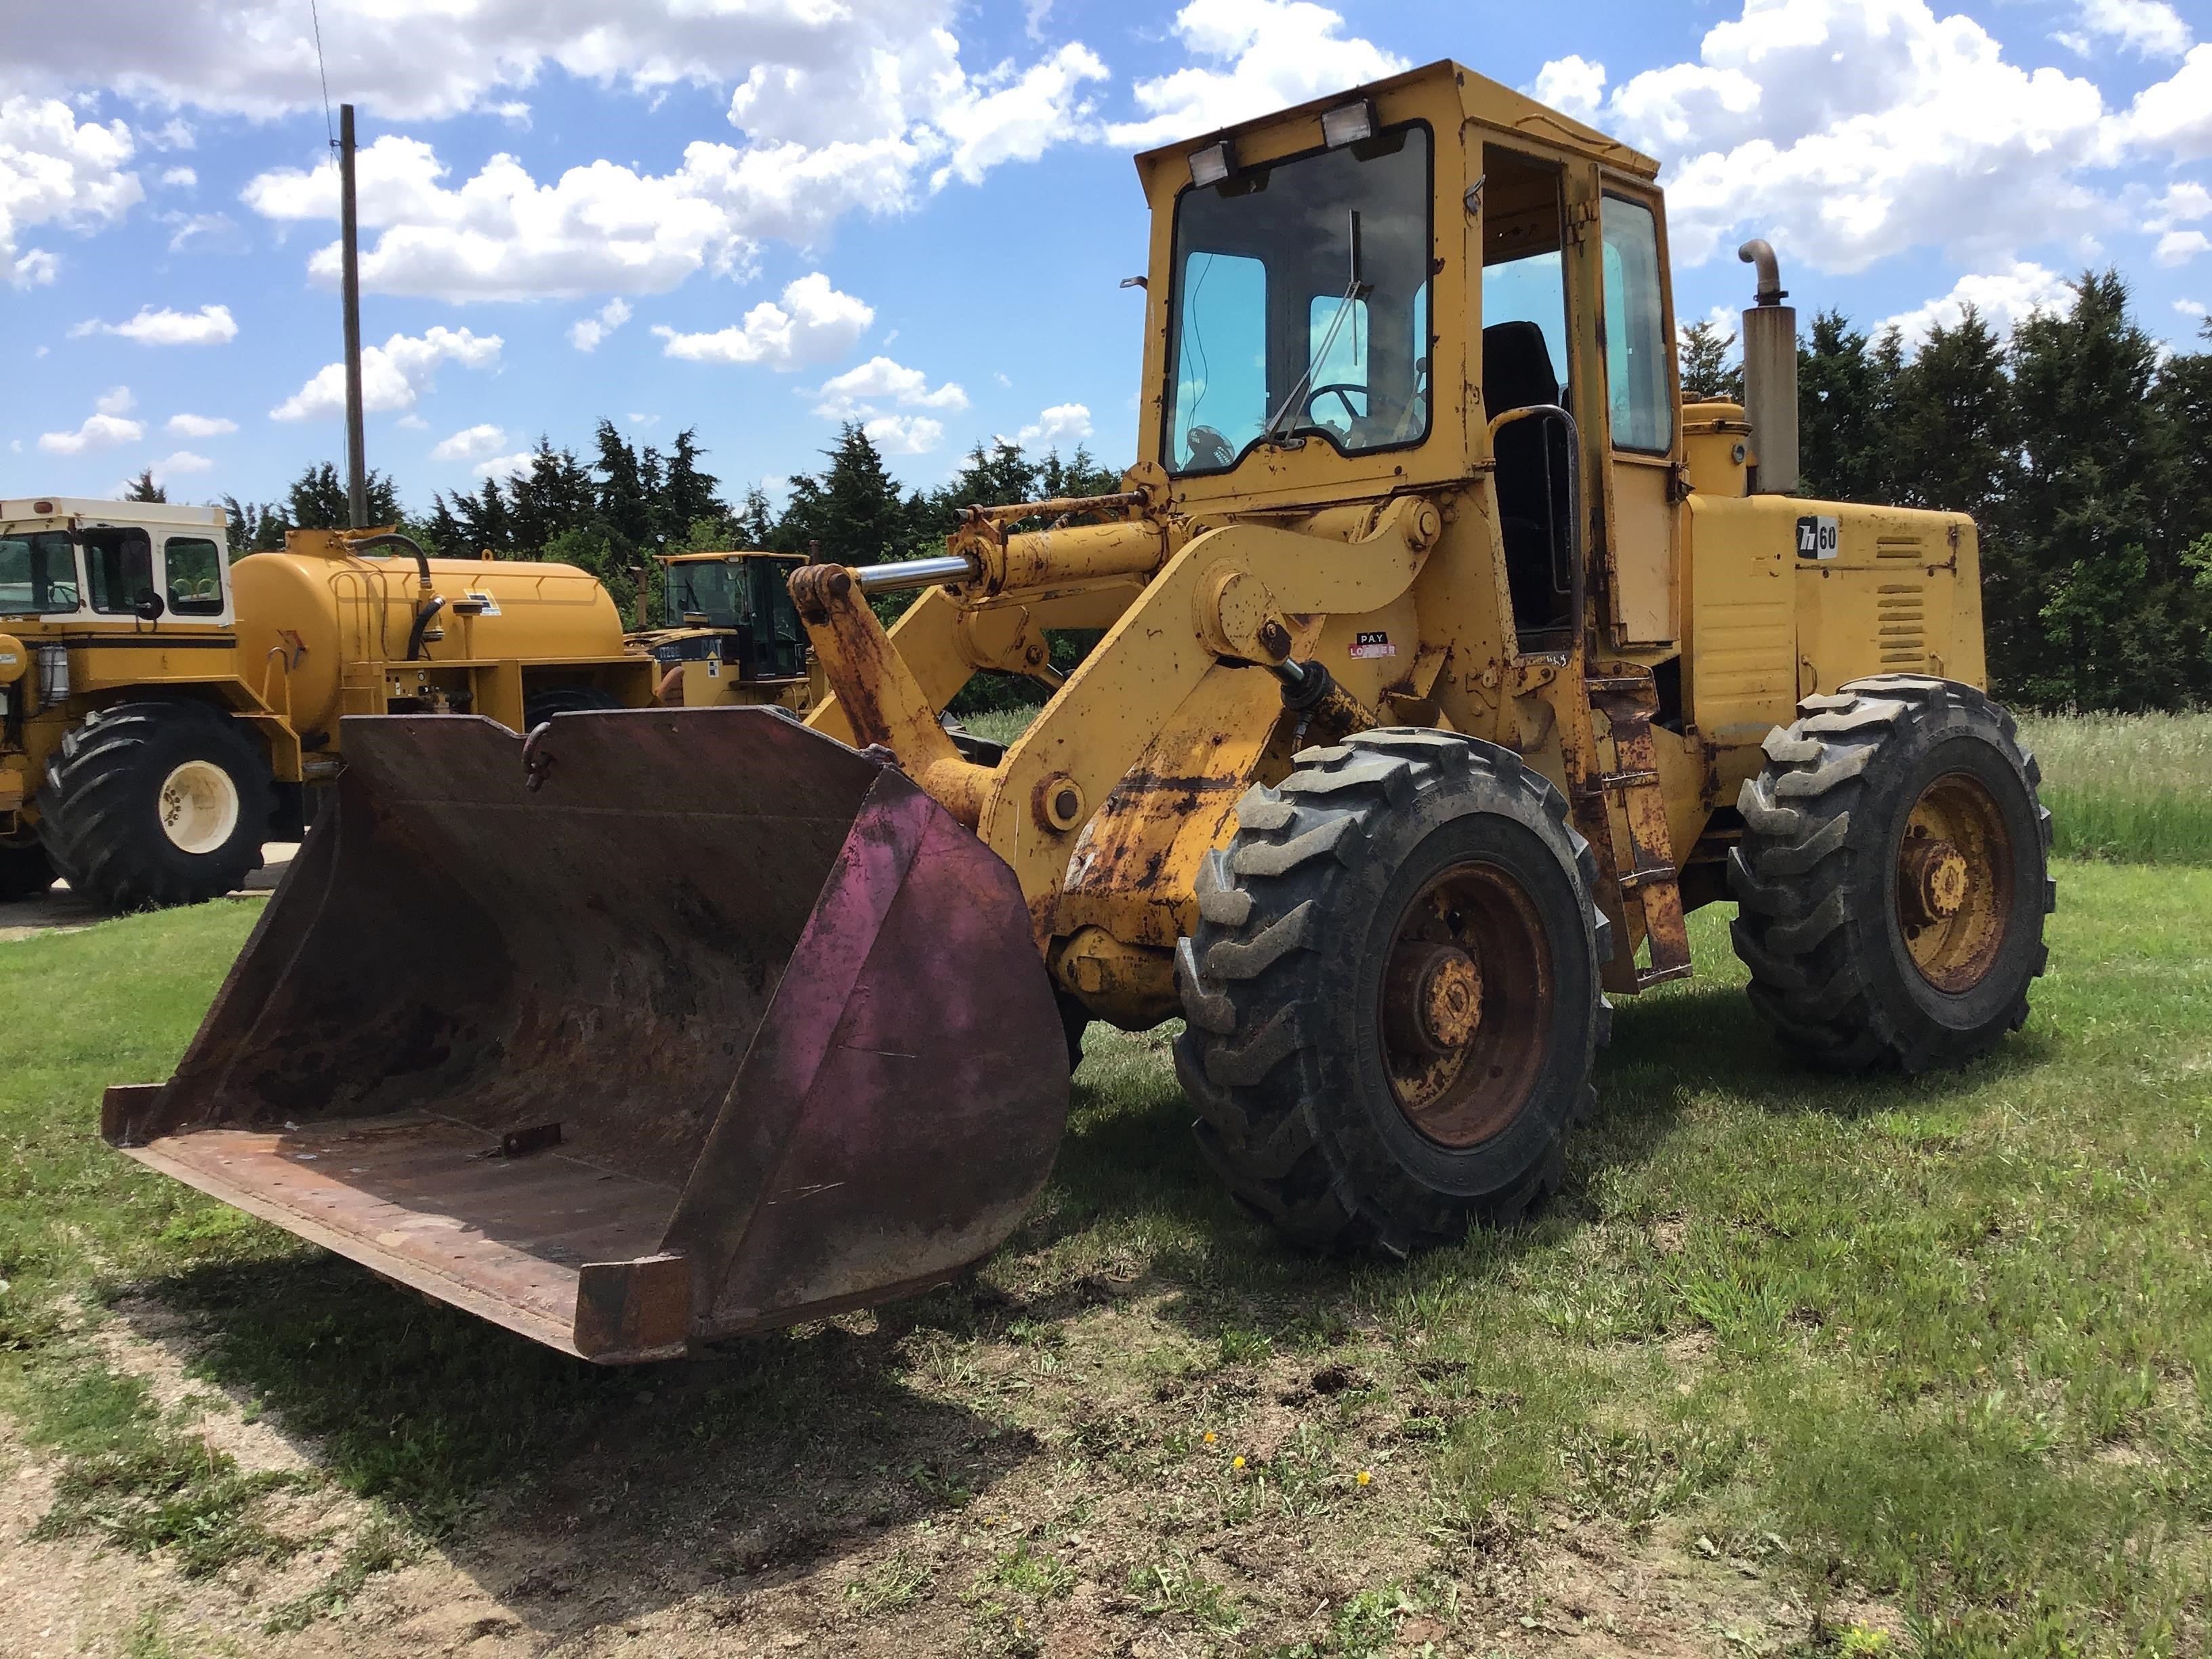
[3,859,2210,1657]
[2018,713,2212,866]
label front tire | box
[1173,730,1611,1256]
[523,686,623,728]
[39,702,274,913]
[1728,676,2053,1073]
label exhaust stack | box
[1737,240,1798,495]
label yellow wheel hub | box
[1896,773,2011,993]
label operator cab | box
[0,501,232,628]
[651,552,808,683]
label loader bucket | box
[102,708,1069,1363]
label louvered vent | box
[1877,581,1925,666]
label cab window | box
[0,531,82,615]
[84,528,156,615]
[163,536,226,615]
[1601,195,1672,453]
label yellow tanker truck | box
[0,496,655,912]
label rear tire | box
[1728,675,2053,1073]
[39,701,274,913]
[1173,730,1611,1255]
[523,686,623,728]
[0,840,54,902]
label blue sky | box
[3,0,2208,514]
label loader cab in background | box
[638,551,813,707]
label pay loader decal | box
[1349,630,1397,659]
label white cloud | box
[2156,230,2210,264]
[2176,298,2208,320]
[218,7,1105,303]
[1532,55,1608,123]
[472,451,536,480]
[270,326,502,422]
[11,249,58,287]
[2078,0,2192,58]
[0,96,141,276]
[71,303,237,346]
[150,449,212,477]
[39,387,142,454]
[1106,0,1407,149]
[1881,262,2070,347]
[1011,402,1094,448]
[2149,181,2212,229]
[812,355,968,422]
[146,120,194,151]
[432,423,509,461]
[165,412,236,437]
[2123,46,2212,159]
[931,43,1109,188]
[862,415,947,455]
[161,210,237,252]
[1536,1,2118,273]
[655,273,874,369]
[159,165,196,189]
[569,297,632,352]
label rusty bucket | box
[103,708,1069,1362]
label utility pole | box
[339,103,369,529]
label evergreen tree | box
[659,429,725,541]
[735,485,777,548]
[285,462,399,530]
[775,424,925,566]
[592,420,654,552]
[1677,320,1743,403]
[123,467,167,503]
[1999,270,2190,709]
[218,496,284,560]
[1889,306,2011,522]
[1797,311,1898,504]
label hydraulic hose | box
[348,531,434,590]
[405,594,446,661]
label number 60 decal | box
[1795,515,1841,561]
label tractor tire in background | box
[523,686,624,728]
[39,701,276,914]
[0,840,55,902]
[1174,730,1611,1256]
[1729,674,2053,1073]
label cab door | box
[1593,184,1683,649]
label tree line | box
[205,266,2207,713]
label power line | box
[309,0,335,150]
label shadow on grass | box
[123,980,2061,1639]
[133,1248,1031,1635]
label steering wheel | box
[1184,425,1235,470]
[1303,382,1368,430]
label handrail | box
[1486,403,1584,659]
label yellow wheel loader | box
[630,549,818,710]
[0,499,656,913]
[104,62,2052,1361]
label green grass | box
[2017,711,2212,864]
[3,859,2212,1652]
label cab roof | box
[1131,58,1658,190]
[1,497,226,530]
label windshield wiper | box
[1263,208,1370,442]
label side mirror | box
[134,590,166,621]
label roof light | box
[1321,99,1376,149]
[1187,140,1235,187]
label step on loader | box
[106,60,2053,1360]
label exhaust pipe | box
[1737,240,1799,495]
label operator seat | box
[1483,322,1575,638]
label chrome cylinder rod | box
[851,554,981,595]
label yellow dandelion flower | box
[1231,1455,1246,1469]
[1203,1431,1216,1443]
[1355,1469,1372,1486]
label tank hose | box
[405,594,446,661]
[347,531,435,590]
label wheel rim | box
[1378,860,1553,1148]
[157,760,240,855]
[1896,771,2013,993]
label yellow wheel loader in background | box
[0,499,655,913]
[630,549,819,710]
[104,61,2052,1361]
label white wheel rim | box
[158,760,240,855]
